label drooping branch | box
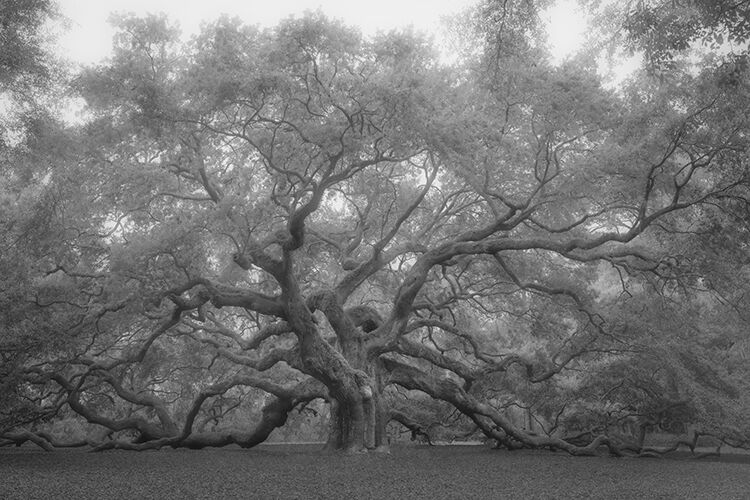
[94,370,178,434]
[179,374,324,441]
[389,408,434,445]
[386,359,619,456]
[388,318,595,386]
[76,304,184,372]
[92,378,327,451]
[0,431,55,451]
[48,372,172,442]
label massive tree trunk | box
[318,299,389,452]
[281,282,382,452]
[297,334,374,452]
[297,331,382,452]
[321,359,387,452]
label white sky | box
[54,0,587,65]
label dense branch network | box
[3,8,750,457]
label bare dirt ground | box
[1,444,749,499]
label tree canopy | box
[2,1,750,456]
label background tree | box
[0,0,68,440]
[575,0,750,79]
[621,0,750,71]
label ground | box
[1,444,749,499]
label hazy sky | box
[54,0,586,65]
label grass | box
[1,444,749,499]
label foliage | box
[579,0,750,78]
[0,0,59,148]
[622,0,750,71]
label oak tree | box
[3,4,750,456]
